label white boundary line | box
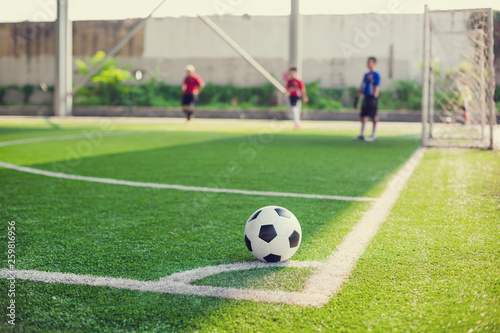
[302,147,426,299]
[0,134,376,202]
[0,133,426,306]
[0,261,329,307]
[0,161,375,202]
[0,131,136,147]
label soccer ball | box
[244,206,302,263]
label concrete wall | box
[138,14,423,89]
[302,14,423,87]
[0,19,145,86]
[0,14,488,89]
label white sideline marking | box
[0,134,376,202]
[0,147,426,307]
[0,160,375,201]
[0,131,136,147]
[303,147,426,299]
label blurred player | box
[457,80,472,124]
[354,57,381,141]
[182,64,205,124]
[286,66,308,130]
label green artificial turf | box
[0,129,418,198]
[191,267,316,292]
[2,119,496,332]
[1,119,395,280]
[184,148,500,332]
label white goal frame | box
[421,6,496,149]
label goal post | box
[421,7,496,149]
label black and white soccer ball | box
[244,206,302,263]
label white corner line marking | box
[0,261,328,307]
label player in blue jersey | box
[353,57,381,141]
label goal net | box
[421,7,496,149]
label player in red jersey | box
[286,66,308,130]
[182,65,205,124]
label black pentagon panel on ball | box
[259,224,277,243]
[274,208,291,218]
[249,209,262,221]
[245,235,252,252]
[264,254,281,263]
[289,230,300,248]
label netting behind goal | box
[421,8,496,149]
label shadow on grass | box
[0,126,65,136]
[44,116,62,130]
[0,279,229,332]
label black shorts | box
[182,94,197,107]
[361,95,378,118]
[289,96,301,107]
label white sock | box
[292,106,301,127]
[372,123,377,137]
[361,123,366,136]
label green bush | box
[197,83,275,107]
[0,85,54,106]
[494,86,500,102]
[74,51,132,106]
[3,74,453,113]
[302,80,345,111]
[73,92,103,107]
[0,86,6,104]
[378,80,422,111]
[21,84,36,104]
[0,85,23,105]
